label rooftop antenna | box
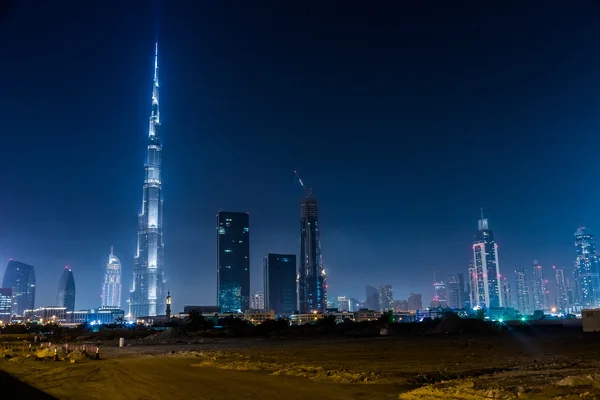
[480,207,484,220]
[110,245,114,256]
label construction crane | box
[294,170,313,198]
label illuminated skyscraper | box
[264,254,296,314]
[217,211,250,312]
[433,280,447,307]
[378,285,393,311]
[2,260,35,316]
[129,43,165,318]
[574,227,600,308]
[470,212,502,308]
[515,268,531,315]
[298,196,327,313]
[57,267,76,312]
[531,260,548,311]
[102,246,122,308]
[554,266,568,311]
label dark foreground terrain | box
[2,330,600,399]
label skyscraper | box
[129,43,165,318]
[470,212,502,308]
[378,285,393,311]
[446,273,465,309]
[217,211,250,312]
[515,268,531,315]
[250,291,265,310]
[0,288,12,324]
[102,246,122,308]
[297,195,327,313]
[531,260,548,311]
[433,280,447,307]
[365,285,380,311]
[574,227,600,308]
[501,277,512,309]
[2,260,35,316]
[57,267,76,312]
[554,266,568,311]
[263,254,296,314]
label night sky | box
[2,1,600,312]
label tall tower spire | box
[130,43,165,318]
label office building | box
[337,296,350,312]
[501,277,512,309]
[217,211,250,312]
[130,43,166,318]
[2,260,36,316]
[407,293,422,311]
[446,273,465,309]
[57,267,76,312]
[365,285,380,310]
[470,212,502,308]
[554,266,568,311]
[102,246,122,308]
[574,227,600,308]
[515,268,531,315]
[433,280,447,307]
[531,260,548,311]
[379,285,393,311]
[263,254,296,314]
[250,291,264,310]
[0,288,12,324]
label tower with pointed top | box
[102,246,122,308]
[129,43,165,318]
[469,210,502,309]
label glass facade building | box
[446,273,465,309]
[57,267,76,312]
[2,260,36,316]
[531,260,548,311]
[298,198,327,313]
[378,284,393,311]
[0,288,12,323]
[102,246,122,308]
[217,211,250,312]
[130,43,165,318]
[263,254,297,314]
[470,216,502,308]
[515,268,531,315]
[574,227,600,308]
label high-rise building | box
[337,296,350,312]
[297,194,327,313]
[263,254,296,314]
[470,213,502,308]
[501,277,512,308]
[102,246,122,308]
[446,273,465,309]
[365,285,380,310]
[250,291,264,310]
[433,280,447,307]
[515,268,531,315]
[129,43,165,318]
[393,299,409,311]
[554,266,568,311]
[378,285,393,311]
[574,227,600,308]
[57,267,76,312]
[407,293,422,311]
[0,288,12,324]
[217,211,250,312]
[531,260,548,311]
[2,260,35,316]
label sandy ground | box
[2,332,600,399]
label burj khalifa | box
[129,43,165,318]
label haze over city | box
[1,1,600,313]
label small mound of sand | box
[398,380,513,400]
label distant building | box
[243,310,274,324]
[57,267,76,312]
[297,194,327,313]
[393,299,408,311]
[68,307,125,325]
[337,296,350,312]
[365,286,380,310]
[2,260,36,316]
[183,305,221,314]
[515,268,531,315]
[0,288,12,324]
[217,211,250,312]
[470,213,502,308]
[102,246,122,309]
[27,306,67,324]
[574,227,600,308]
[407,293,422,311]
[433,280,447,307]
[378,285,393,311]
[501,278,512,309]
[554,266,568,311]
[348,298,360,312]
[263,253,297,314]
[250,291,265,310]
[446,273,465,309]
[531,260,548,311]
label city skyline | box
[1,2,600,311]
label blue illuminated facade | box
[2,260,36,316]
[217,212,250,312]
[574,227,600,308]
[298,198,327,313]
